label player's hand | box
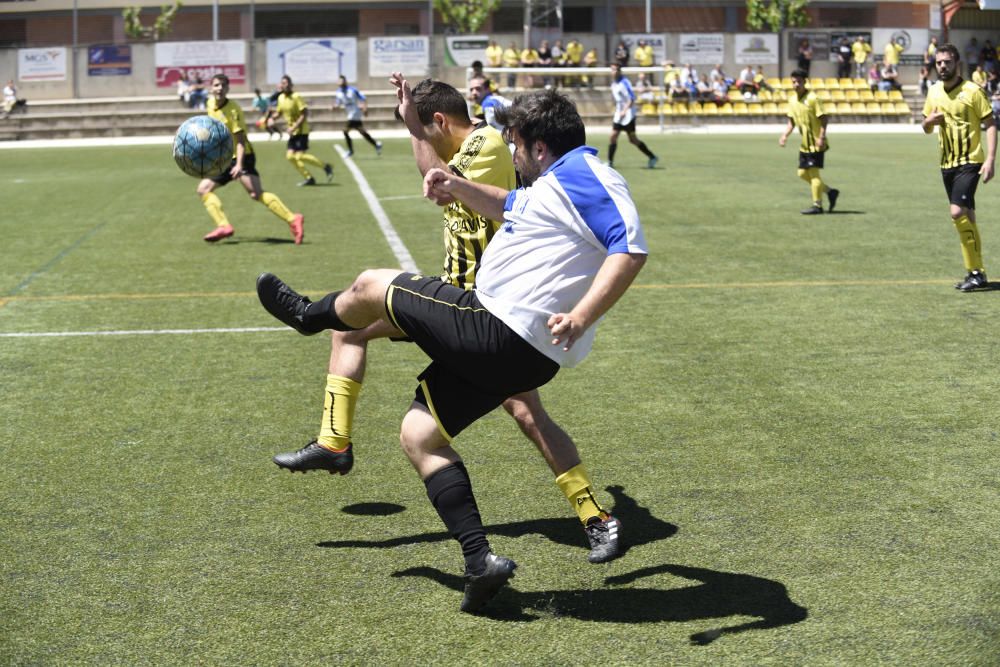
[925,109,945,127]
[816,136,826,150]
[981,160,995,183]
[778,135,787,147]
[230,163,243,178]
[547,312,584,351]
[423,167,456,205]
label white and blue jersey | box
[611,76,636,126]
[480,92,511,131]
[334,86,366,121]
[474,146,647,368]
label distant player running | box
[922,43,995,292]
[333,75,382,157]
[608,63,658,169]
[198,74,304,244]
[779,69,840,215]
[276,75,333,186]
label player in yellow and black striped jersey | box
[276,75,333,186]
[271,75,623,565]
[922,42,996,292]
[779,69,840,215]
[197,74,304,244]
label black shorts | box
[941,163,982,209]
[287,134,309,152]
[384,273,559,440]
[612,119,637,133]
[345,120,365,131]
[798,151,825,170]
[211,152,258,186]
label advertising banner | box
[88,45,131,77]
[18,47,67,81]
[678,34,724,65]
[369,36,429,77]
[266,38,357,85]
[620,33,667,64]
[445,36,489,67]
[734,34,779,65]
[788,32,831,63]
[154,40,245,88]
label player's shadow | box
[317,485,677,554]
[391,562,808,643]
[217,237,297,245]
[824,209,865,215]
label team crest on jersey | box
[455,135,486,173]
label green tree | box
[123,2,182,41]
[433,0,501,34]
[745,0,810,33]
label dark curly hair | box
[495,89,586,157]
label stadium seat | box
[894,101,911,114]
[845,89,860,101]
[767,77,782,90]
[830,89,846,101]
[809,78,825,89]
[851,102,867,114]
[701,103,719,115]
[888,89,904,101]
[749,103,765,115]
[816,89,832,101]
[859,89,875,101]
[865,102,882,115]
[777,102,789,114]
[852,78,867,88]
[763,102,779,114]
[881,102,899,115]
[781,77,793,88]
[719,102,735,115]
[836,102,853,115]
[758,89,772,101]
[640,102,656,115]
[659,102,673,115]
[873,90,889,101]
[839,78,855,88]
[733,101,749,114]
[825,78,840,88]
[673,102,689,115]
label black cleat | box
[801,205,823,215]
[461,553,517,613]
[298,177,317,187]
[323,164,334,182]
[256,272,323,336]
[955,270,988,292]
[273,440,353,474]
[585,515,623,563]
[827,188,840,212]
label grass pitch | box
[1,131,999,665]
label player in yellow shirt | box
[779,69,840,215]
[922,43,996,291]
[198,74,304,243]
[276,75,333,186]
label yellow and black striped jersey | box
[923,79,993,169]
[277,91,310,136]
[441,123,516,289]
[206,97,253,157]
[787,90,828,153]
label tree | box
[433,0,501,35]
[745,0,810,33]
[123,2,183,41]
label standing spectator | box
[852,35,872,79]
[614,41,629,68]
[551,39,565,66]
[779,69,840,215]
[520,43,540,88]
[563,38,584,87]
[333,75,382,158]
[502,41,520,89]
[925,36,939,68]
[837,37,853,79]
[485,39,503,68]
[884,38,904,68]
[537,40,554,88]
[607,63,658,169]
[920,63,932,96]
[965,38,980,78]
[922,42,995,292]
[582,47,599,88]
[986,68,1000,125]
[634,39,655,85]
[982,40,996,73]
[797,38,814,77]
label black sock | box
[361,131,378,147]
[608,143,618,163]
[343,132,354,153]
[304,291,359,332]
[636,141,655,159]
[424,462,491,575]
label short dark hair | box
[790,69,808,81]
[394,79,470,126]
[495,89,586,158]
[212,73,229,86]
[936,43,961,62]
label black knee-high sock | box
[304,291,359,332]
[608,143,618,163]
[343,131,354,153]
[635,140,655,159]
[360,130,378,147]
[424,462,491,575]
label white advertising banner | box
[445,35,490,67]
[154,40,245,88]
[266,38,358,85]
[733,34,779,65]
[369,36,430,77]
[620,33,667,64]
[679,33,725,65]
[18,47,68,81]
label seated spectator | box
[879,63,901,92]
[537,40,554,89]
[867,63,881,92]
[187,74,208,109]
[737,65,758,99]
[176,75,190,106]
[709,63,726,84]
[987,68,1000,124]
[520,43,540,88]
[695,74,714,102]
[2,79,25,117]
[635,72,656,103]
[972,63,988,87]
[755,67,775,93]
[710,76,729,105]
[669,75,689,101]
[502,41,520,89]
[680,63,697,85]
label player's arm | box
[423,166,508,220]
[816,115,828,150]
[778,118,794,146]
[922,103,944,133]
[983,120,996,183]
[290,106,307,134]
[390,72,450,176]
[231,130,246,177]
[548,252,647,351]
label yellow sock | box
[317,375,362,451]
[201,192,229,227]
[288,154,311,179]
[953,214,984,271]
[809,168,828,204]
[555,464,606,524]
[299,152,325,168]
[260,191,295,223]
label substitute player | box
[608,63,658,169]
[922,43,995,292]
[271,76,624,565]
[779,69,840,215]
[333,75,382,157]
[198,74,304,244]
[276,75,333,186]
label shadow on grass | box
[211,236,297,245]
[392,562,808,643]
[824,210,865,215]
[318,485,677,554]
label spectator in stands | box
[983,40,996,73]
[187,74,208,110]
[551,40,564,70]
[920,63,932,96]
[520,42,540,88]
[680,63,698,86]
[710,74,729,105]
[852,35,872,79]
[669,73,690,101]
[695,74,714,103]
[836,37,852,79]
[176,75,190,107]
[485,40,503,69]
[965,38,980,78]
[884,38,904,69]
[614,41,629,68]
[973,63,988,88]
[634,39,655,85]
[2,79,22,118]
[867,63,882,92]
[925,36,938,69]
[797,38,814,77]
[634,72,656,103]
[662,60,680,90]
[563,38,584,87]
[987,68,1000,125]
[502,42,520,89]
[879,63,901,92]
[537,40,554,89]
[737,64,758,100]
[755,67,775,94]
[582,47,599,88]
[709,63,726,84]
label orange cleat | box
[289,213,304,245]
[203,224,234,242]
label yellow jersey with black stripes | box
[441,123,516,289]
[277,91,310,136]
[787,90,828,153]
[206,97,253,157]
[923,79,993,169]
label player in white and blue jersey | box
[468,75,511,132]
[333,75,382,157]
[608,63,658,169]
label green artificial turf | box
[1,132,998,665]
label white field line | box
[0,326,289,338]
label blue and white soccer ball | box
[172,115,233,179]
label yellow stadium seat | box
[825,78,840,88]
[845,89,860,101]
[894,101,911,114]
[809,78,825,89]
[688,101,703,114]
[701,103,719,115]
[873,90,889,101]
[838,78,854,88]
[816,89,832,101]
[733,101,749,114]
[749,103,765,115]
[881,102,899,115]
[757,89,772,101]
[673,102,689,115]
[767,77,782,89]
[836,102,853,115]
[852,78,867,88]
[763,102,779,114]
[831,89,846,101]
[773,89,788,102]
[659,102,673,115]
[859,89,875,101]
[640,102,656,115]
[719,102,735,115]
[851,102,867,114]
[888,89,904,101]
[781,77,793,88]
[777,102,789,114]
[866,102,882,114]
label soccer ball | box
[172,115,233,179]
